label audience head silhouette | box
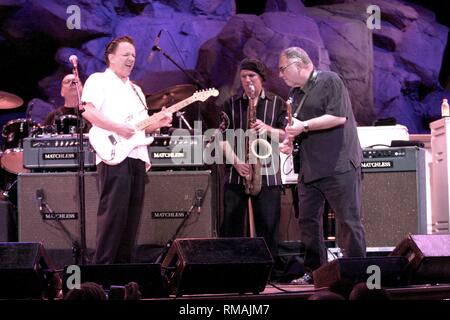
[64,282,107,300]
[349,282,391,301]
[307,290,345,300]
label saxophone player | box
[219,58,287,264]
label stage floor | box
[147,282,450,301]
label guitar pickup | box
[108,135,117,145]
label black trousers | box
[298,167,366,272]
[221,184,281,258]
[93,158,146,264]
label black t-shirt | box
[289,70,362,183]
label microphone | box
[194,189,204,214]
[69,55,80,86]
[148,29,163,62]
[69,55,78,68]
[36,189,45,213]
[249,83,256,98]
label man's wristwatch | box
[303,121,309,132]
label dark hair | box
[239,58,267,81]
[349,282,391,301]
[104,35,135,66]
[307,290,345,300]
[64,282,107,300]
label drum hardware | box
[175,111,192,130]
[55,114,80,134]
[146,84,196,111]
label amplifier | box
[148,135,204,169]
[23,135,96,170]
[361,147,427,247]
[361,147,423,172]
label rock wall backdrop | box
[0,0,449,134]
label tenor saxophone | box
[244,85,264,196]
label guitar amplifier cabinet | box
[361,147,427,247]
[17,172,99,268]
[23,135,96,170]
[148,135,204,169]
[18,170,219,266]
[137,170,217,246]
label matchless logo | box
[43,213,78,220]
[361,161,393,169]
[152,211,187,219]
[43,153,77,160]
[152,152,185,159]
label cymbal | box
[146,84,196,110]
[0,91,23,109]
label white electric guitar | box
[89,88,219,165]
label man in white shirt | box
[82,36,172,264]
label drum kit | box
[0,91,80,206]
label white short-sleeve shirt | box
[82,68,151,169]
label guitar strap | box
[130,82,148,110]
[290,70,319,118]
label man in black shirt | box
[279,47,366,284]
[43,74,90,133]
[220,58,287,259]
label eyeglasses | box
[279,61,298,73]
[62,78,76,85]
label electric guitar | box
[89,88,219,165]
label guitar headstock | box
[193,88,219,102]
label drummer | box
[43,74,91,133]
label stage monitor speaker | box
[17,172,99,268]
[312,256,408,289]
[361,147,426,247]
[391,234,450,284]
[62,263,168,298]
[137,170,217,247]
[0,242,59,299]
[161,237,273,296]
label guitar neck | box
[286,98,293,125]
[135,97,196,131]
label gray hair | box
[281,47,312,65]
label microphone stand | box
[155,190,204,264]
[72,65,88,265]
[38,191,82,265]
[152,45,207,123]
[153,45,206,90]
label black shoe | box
[290,272,313,285]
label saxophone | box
[244,84,263,196]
